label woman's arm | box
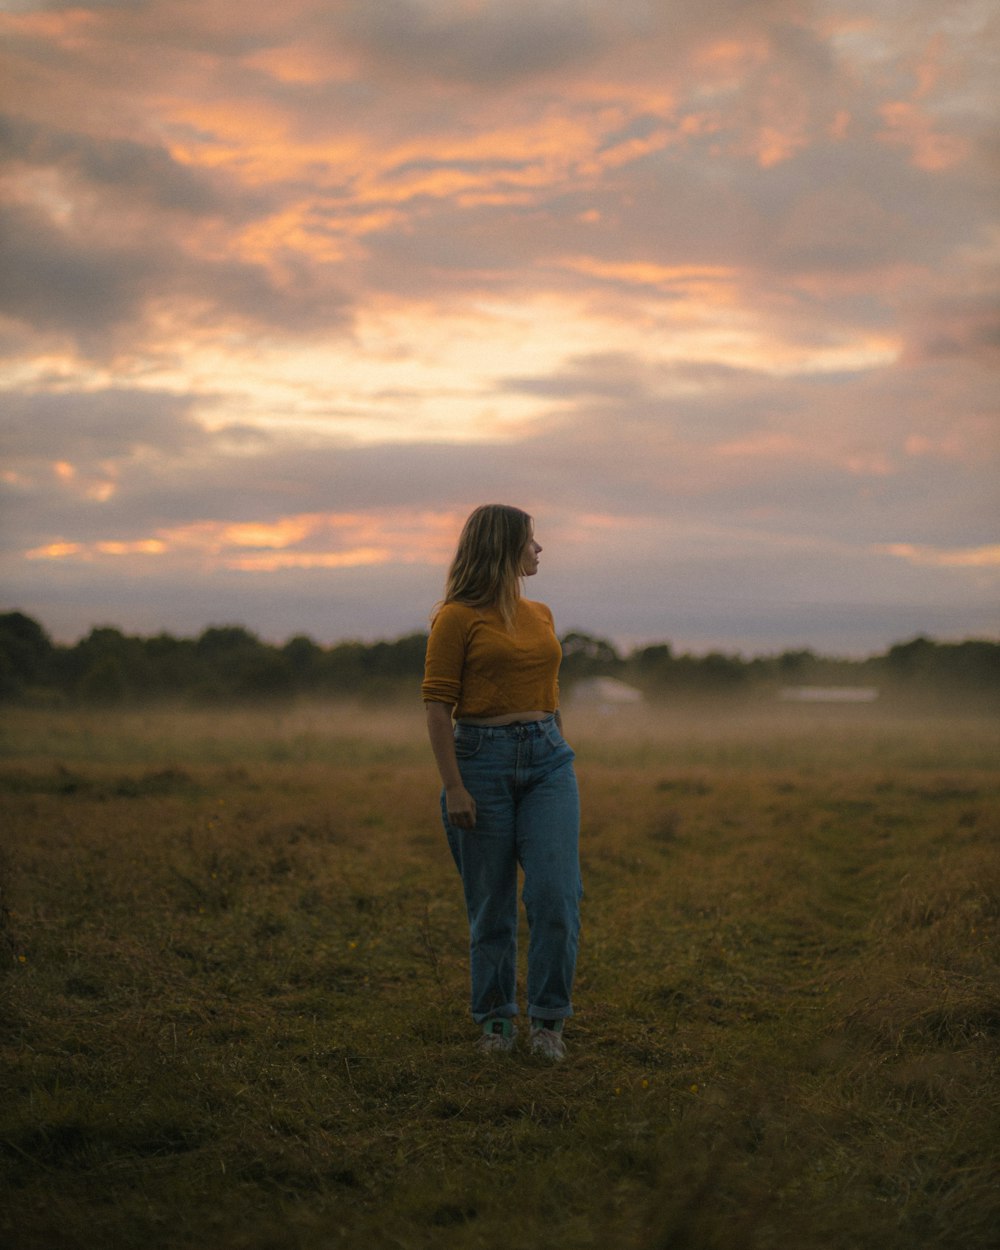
[424,700,477,829]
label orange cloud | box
[165,102,365,186]
[233,206,354,267]
[48,460,117,501]
[241,43,360,86]
[715,433,900,478]
[225,547,391,572]
[878,102,969,171]
[904,431,981,462]
[578,130,672,176]
[166,100,599,213]
[96,540,167,556]
[914,34,948,99]
[3,7,98,44]
[25,539,165,561]
[222,518,318,550]
[696,37,770,75]
[752,124,808,169]
[876,543,1000,569]
[26,542,83,560]
[715,432,803,459]
[22,510,466,572]
[556,257,740,301]
[692,35,812,167]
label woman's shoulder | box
[521,599,554,622]
[431,600,482,626]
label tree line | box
[1,610,998,707]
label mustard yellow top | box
[421,599,562,719]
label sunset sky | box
[2,0,998,655]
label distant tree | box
[883,636,936,678]
[876,636,1000,705]
[233,652,295,702]
[632,642,672,663]
[629,643,674,690]
[393,631,430,675]
[320,641,369,695]
[698,651,749,690]
[0,611,54,697]
[355,632,429,698]
[77,655,128,704]
[2,610,997,707]
[187,625,269,701]
[777,649,819,678]
[627,643,756,697]
[559,632,622,683]
[141,632,197,697]
[68,626,155,702]
[947,640,1000,688]
[195,625,264,656]
[283,635,323,677]
[363,633,428,679]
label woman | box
[422,504,582,1060]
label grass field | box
[1,701,998,1249]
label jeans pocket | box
[454,728,483,759]
[548,721,575,760]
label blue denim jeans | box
[441,715,582,1025]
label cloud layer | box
[2,0,997,651]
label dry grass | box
[1,702,998,1249]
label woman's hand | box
[425,701,478,829]
[445,783,477,829]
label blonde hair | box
[439,504,533,628]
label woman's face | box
[519,526,542,577]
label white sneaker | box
[529,1019,566,1061]
[476,1017,517,1053]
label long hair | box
[439,504,532,628]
